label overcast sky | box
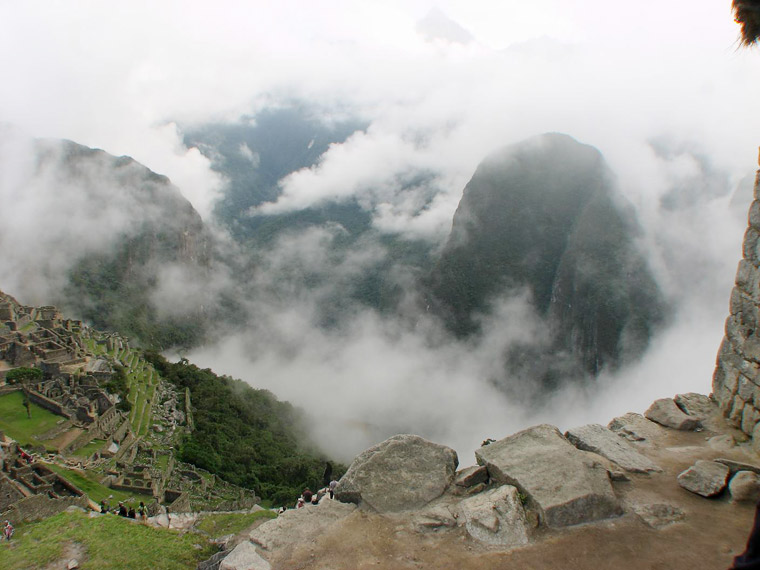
[2,1,759,461]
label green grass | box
[44,463,152,505]
[72,439,106,458]
[0,391,67,448]
[0,511,216,570]
[194,510,277,537]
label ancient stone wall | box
[25,388,72,419]
[0,493,88,523]
[713,160,760,447]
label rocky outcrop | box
[564,423,662,473]
[474,424,622,528]
[334,434,458,513]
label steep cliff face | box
[31,139,212,348]
[713,154,760,445]
[428,133,667,381]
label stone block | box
[677,460,730,497]
[729,395,746,426]
[749,200,760,232]
[455,465,488,488]
[335,434,458,513]
[743,406,760,435]
[738,375,757,402]
[673,393,716,420]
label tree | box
[6,367,43,384]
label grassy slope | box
[0,391,66,449]
[0,511,217,570]
[44,463,152,505]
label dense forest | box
[143,352,344,506]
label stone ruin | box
[714,155,760,447]
[0,435,89,523]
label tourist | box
[128,506,136,519]
[302,488,313,504]
[100,500,110,514]
[277,506,286,514]
[118,502,127,517]
[296,497,305,509]
[3,520,13,541]
[329,479,338,499]
[138,501,147,521]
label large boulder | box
[564,423,662,473]
[458,485,530,547]
[249,500,356,553]
[334,434,458,513]
[474,424,622,528]
[677,460,730,497]
[645,398,701,431]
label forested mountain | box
[426,133,667,385]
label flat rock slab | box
[250,500,356,553]
[607,412,666,444]
[677,460,730,497]
[475,424,622,528]
[632,503,685,529]
[458,485,530,547]
[715,458,760,476]
[565,423,662,473]
[645,398,701,431]
[335,434,458,513]
[220,541,271,570]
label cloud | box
[1,0,758,463]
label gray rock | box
[707,434,736,451]
[674,393,716,419]
[335,434,458,512]
[715,458,760,476]
[475,424,622,528]
[219,542,270,570]
[607,412,666,444]
[677,460,730,497]
[455,465,488,488]
[632,503,685,529]
[458,485,530,547]
[564,423,662,473]
[645,398,701,431]
[729,471,760,503]
[250,499,356,553]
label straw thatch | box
[733,0,760,46]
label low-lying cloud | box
[1,1,758,463]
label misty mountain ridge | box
[427,133,668,387]
[3,124,668,398]
[0,134,216,349]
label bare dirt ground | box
[264,416,759,570]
